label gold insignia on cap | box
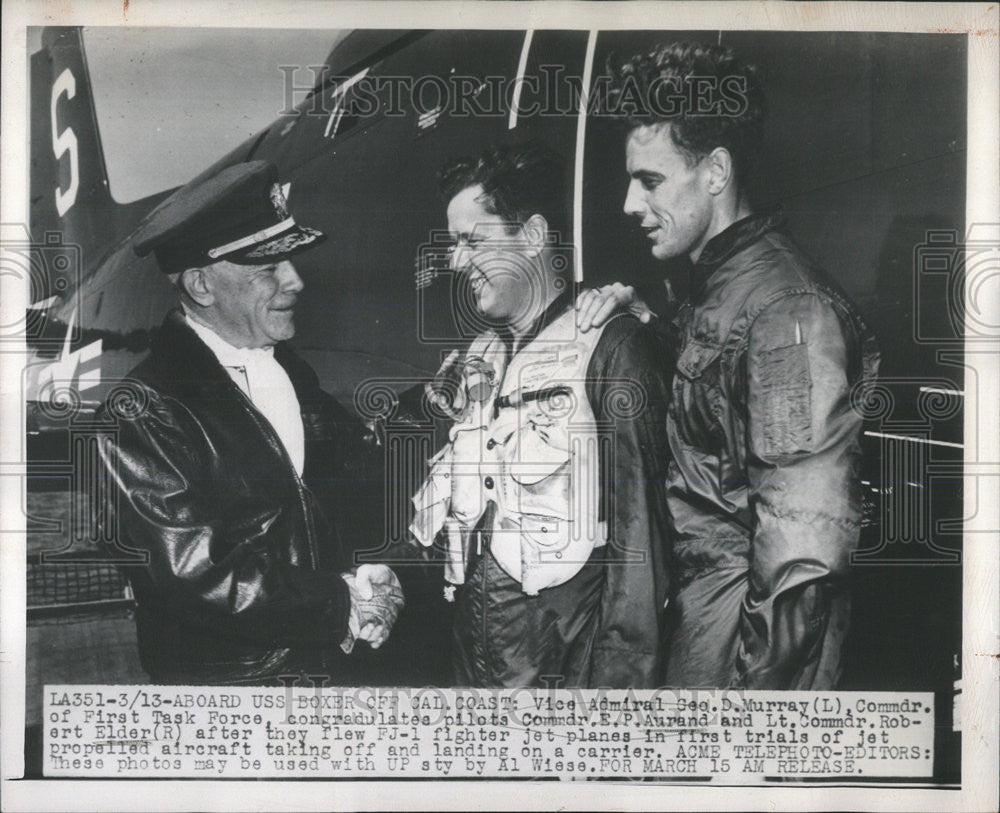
[269,183,290,220]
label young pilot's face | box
[623,124,715,262]
[446,184,537,325]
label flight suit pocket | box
[756,343,812,456]
[518,512,590,596]
[519,513,565,548]
[675,339,722,380]
[672,339,726,447]
[505,425,570,518]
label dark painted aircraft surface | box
[24,28,966,775]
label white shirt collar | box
[184,312,274,367]
[183,311,305,477]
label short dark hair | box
[605,41,767,193]
[439,140,569,241]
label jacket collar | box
[691,211,785,299]
[149,309,314,401]
[149,309,235,396]
[501,290,573,354]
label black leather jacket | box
[663,213,880,690]
[97,310,365,683]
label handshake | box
[340,564,404,652]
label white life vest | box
[410,306,613,595]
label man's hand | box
[575,283,654,332]
[355,564,405,649]
[340,565,404,652]
[424,349,467,419]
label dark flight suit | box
[663,212,880,689]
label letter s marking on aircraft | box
[51,68,79,217]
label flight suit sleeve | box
[586,318,672,688]
[97,392,354,649]
[739,293,865,689]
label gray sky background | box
[31,27,343,202]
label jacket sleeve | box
[98,392,353,649]
[586,318,672,687]
[738,293,865,689]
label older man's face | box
[205,259,304,348]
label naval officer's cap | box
[133,161,324,274]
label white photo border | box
[1,1,997,811]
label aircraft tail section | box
[30,27,119,290]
